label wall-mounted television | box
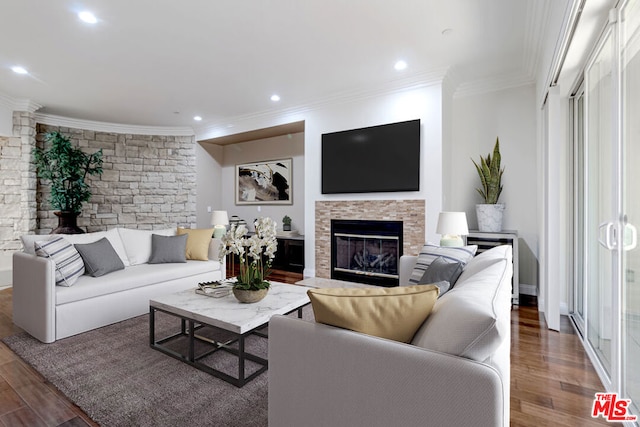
[321,119,420,194]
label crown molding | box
[195,67,449,140]
[0,92,42,113]
[453,72,535,98]
[34,113,195,136]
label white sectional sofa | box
[269,245,512,427]
[13,228,224,343]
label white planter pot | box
[476,204,505,232]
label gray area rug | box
[3,306,314,427]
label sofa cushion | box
[56,260,221,305]
[307,285,439,343]
[411,258,511,361]
[408,244,477,284]
[148,234,187,264]
[177,227,214,261]
[34,236,85,287]
[74,237,125,277]
[117,228,176,265]
[418,257,463,295]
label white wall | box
[304,83,445,276]
[196,80,446,278]
[0,103,13,136]
[218,133,305,232]
[195,142,223,228]
[450,84,538,289]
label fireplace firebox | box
[331,219,402,287]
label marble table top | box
[150,282,310,334]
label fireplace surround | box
[315,199,425,282]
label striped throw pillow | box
[408,244,477,285]
[34,236,85,287]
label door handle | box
[624,223,637,251]
[598,221,616,250]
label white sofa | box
[269,245,512,427]
[13,228,224,343]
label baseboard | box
[519,283,537,296]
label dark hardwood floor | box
[0,273,621,426]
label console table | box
[466,230,519,304]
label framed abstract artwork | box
[235,158,293,205]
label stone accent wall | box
[315,199,426,279]
[0,112,37,258]
[35,124,197,233]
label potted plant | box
[219,217,277,303]
[282,215,292,231]
[472,138,505,232]
[33,131,103,234]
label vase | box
[52,211,85,234]
[476,204,505,232]
[233,287,269,303]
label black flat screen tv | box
[321,119,420,194]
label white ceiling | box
[0,0,548,131]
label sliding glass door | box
[573,0,640,415]
[585,26,615,379]
[621,0,640,414]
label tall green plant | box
[472,138,504,204]
[33,131,103,213]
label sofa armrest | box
[269,316,506,427]
[12,252,57,343]
[208,238,226,279]
[399,255,418,286]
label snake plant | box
[472,138,504,204]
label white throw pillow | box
[21,234,55,255]
[63,229,130,267]
[118,228,176,265]
[34,236,85,286]
[408,243,477,284]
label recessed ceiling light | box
[394,60,407,71]
[78,11,98,24]
[270,94,281,102]
[11,66,28,74]
[193,116,202,121]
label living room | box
[1,0,638,425]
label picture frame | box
[235,158,293,205]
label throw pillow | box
[418,257,464,296]
[408,243,477,285]
[177,227,214,261]
[34,237,85,286]
[307,285,439,343]
[148,234,188,264]
[74,237,125,277]
[118,228,176,265]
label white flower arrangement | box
[219,217,277,290]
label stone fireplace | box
[315,200,425,283]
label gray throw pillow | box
[148,234,187,264]
[75,237,125,277]
[418,256,464,296]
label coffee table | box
[149,281,310,387]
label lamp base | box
[213,225,226,238]
[439,235,463,247]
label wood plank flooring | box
[0,272,621,426]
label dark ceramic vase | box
[52,211,85,234]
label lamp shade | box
[210,210,229,226]
[436,212,469,236]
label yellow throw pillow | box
[307,285,439,343]
[176,227,214,261]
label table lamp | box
[436,212,469,247]
[211,210,229,238]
